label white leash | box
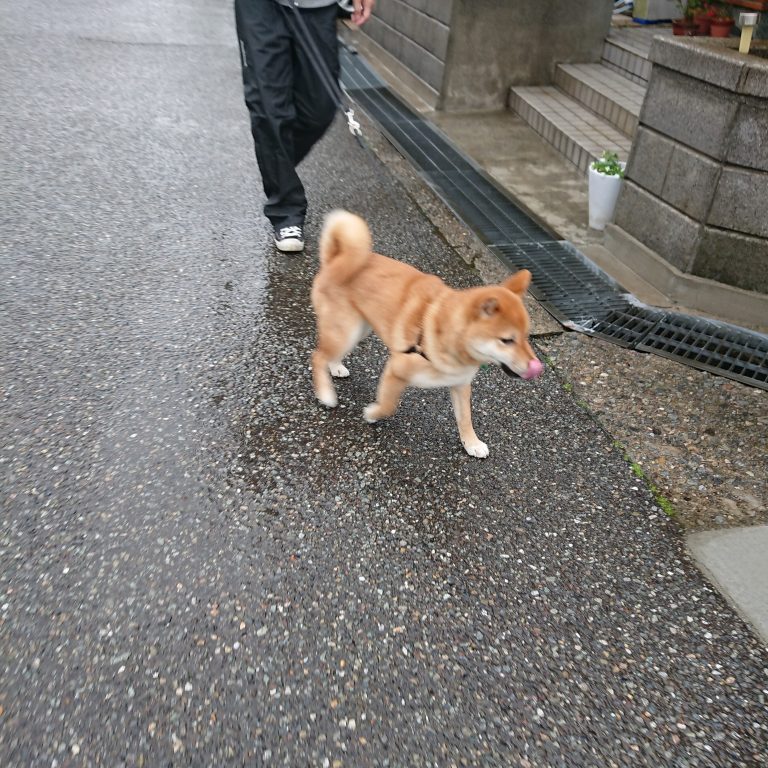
[345,107,361,138]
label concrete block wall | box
[358,0,613,112]
[441,0,612,111]
[361,0,452,94]
[614,37,768,293]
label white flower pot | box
[588,164,625,231]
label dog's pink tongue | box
[522,358,543,380]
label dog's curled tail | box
[319,210,372,285]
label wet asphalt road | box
[2,1,767,766]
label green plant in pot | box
[693,0,718,34]
[588,152,626,230]
[590,151,625,179]
[673,0,701,34]
[709,2,735,36]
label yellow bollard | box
[739,13,759,55]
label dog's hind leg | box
[312,347,339,408]
[312,316,369,408]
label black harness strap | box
[404,332,429,360]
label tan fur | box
[311,210,541,458]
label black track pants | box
[235,0,339,229]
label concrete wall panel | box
[695,228,768,293]
[614,181,701,273]
[661,144,720,223]
[359,0,613,112]
[406,0,453,24]
[626,126,674,197]
[441,0,612,111]
[363,15,445,91]
[374,0,450,60]
[642,68,737,160]
[727,102,768,173]
[709,168,768,239]
[360,0,451,94]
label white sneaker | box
[274,225,304,253]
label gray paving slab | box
[688,526,768,644]
[1,0,768,766]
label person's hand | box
[352,0,374,26]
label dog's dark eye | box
[500,338,516,345]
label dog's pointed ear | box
[503,269,532,296]
[478,297,499,318]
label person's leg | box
[234,0,307,230]
[287,4,340,165]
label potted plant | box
[673,0,700,34]
[709,3,735,36]
[693,1,718,34]
[588,151,626,231]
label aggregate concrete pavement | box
[1,1,768,766]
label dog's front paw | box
[363,403,382,423]
[463,440,489,459]
[329,362,349,378]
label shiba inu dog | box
[310,210,543,457]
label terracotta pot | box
[693,13,712,35]
[710,18,734,36]
[672,18,698,35]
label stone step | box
[602,27,656,84]
[509,86,632,173]
[555,62,645,138]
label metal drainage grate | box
[491,242,666,347]
[578,305,667,349]
[492,243,623,314]
[637,315,768,388]
[340,46,768,390]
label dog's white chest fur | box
[409,366,476,389]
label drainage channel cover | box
[424,170,552,245]
[371,115,470,174]
[637,315,768,388]
[341,46,768,390]
[342,48,552,246]
[346,94,551,243]
[578,305,667,349]
[340,46,385,90]
[491,242,664,347]
[494,241,767,377]
[492,243,624,314]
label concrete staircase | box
[509,25,670,173]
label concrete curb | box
[605,224,768,332]
[687,526,768,645]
